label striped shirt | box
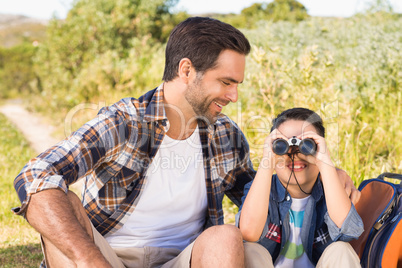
[274,196,314,268]
[13,84,255,235]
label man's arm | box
[26,190,112,267]
[14,105,129,266]
[13,105,128,217]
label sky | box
[0,0,401,20]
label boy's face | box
[275,119,320,198]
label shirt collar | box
[272,173,324,202]
[143,83,168,123]
[142,83,171,133]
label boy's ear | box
[178,58,193,83]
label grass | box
[0,113,42,267]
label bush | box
[219,0,309,29]
[30,0,187,114]
[232,14,402,183]
[0,44,39,98]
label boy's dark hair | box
[162,17,251,82]
[271,108,325,137]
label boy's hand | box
[298,132,361,204]
[298,131,334,168]
[261,129,288,170]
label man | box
[13,17,359,267]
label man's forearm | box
[26,189,111,266]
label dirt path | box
[0,102,83,193]
[0,103,59,154]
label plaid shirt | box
[13,84,255,235]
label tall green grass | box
[230,14,402,184]
[0,113,42,267]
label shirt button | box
[273,232,278,236]
[286,195,290,201]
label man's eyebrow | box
[222,77,243,84]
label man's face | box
[184,49,246,124]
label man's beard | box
[184,76,219,125]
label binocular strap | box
[285,153,312,196]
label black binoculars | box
[272,136,317,155]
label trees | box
[32,0,187,109]
[0,44,38,98]
[39,0,185,77]
[265,0,309,22]
[222,0,309,28]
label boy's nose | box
[288,146,299,155]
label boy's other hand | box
[298,131,334,168]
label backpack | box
[349,173,402,268]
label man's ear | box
[178,58,193,83]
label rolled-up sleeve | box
[325,203,364,242]
[13,106,129,217]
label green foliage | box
[266,0,309,22]
[31,10,401,185]
[241,3,267,24]
[0,244,42,268]
[0,44,39,98]
[220,0,308,28]
[0,113,41,266]
[70,37,165,103]
[30,0,188,114]
[230,14,402,184]
[241,0,308,22]
[24,11,402,184]
[38,0,181,75]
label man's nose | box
[226,85,238,103]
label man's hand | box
[336,169,361,205]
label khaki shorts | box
[42,223,194,268]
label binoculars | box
[272,136,317,155]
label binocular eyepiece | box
[272,136,317,156]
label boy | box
[237,108,363,267]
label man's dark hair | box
[162,17,251,82]
[270,108,325,137]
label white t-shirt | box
[105,126,208,250]
[274,196,314,268]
